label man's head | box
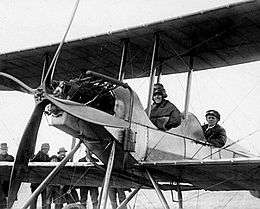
[205,110,220,126]
[50,155,58,162]
[57,147,67,159]
[153,83,167,104]
[0,143,8,155]
[41,143,50,154]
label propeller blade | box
[8,101,48,208]
[46,94,129,129]
[42,0,80,88]
[0,72,34,94]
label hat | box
[0,143,8,150]
[205,110,220,120]
[50,155,58,161]
[57,147,67,154]
[153,83,167,98]
[41,143,50,150]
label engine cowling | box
[250,190,260,198]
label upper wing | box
[0,0,259,89]
[140,157,260,191]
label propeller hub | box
[34,88,45,103]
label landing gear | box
[177,182,183,209]
[98,141,116,209]
[146,170,170,209]
[62,203,85,209]
[117,186,142,209]
[20,141,82,209]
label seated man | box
[147,83,181,131]
[202,110,227,148]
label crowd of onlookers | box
[0,143,128,209]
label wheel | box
[62,203,86,209]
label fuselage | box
[49,85,251,170]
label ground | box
[12,183,260,209]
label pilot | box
[0,143,14,208]
[202,110,227,148]
[147,83,181,131]
[30,143,50,209]
[79,148,99,209]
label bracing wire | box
[202,129,260,159]
[183,176,235,202]
[221,192,238,209]
[221,82,258,125]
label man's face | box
[153,93,163,104]
[58,151,66,159]
[41,147,49,154]
[206,115,218,126]
[0,148,7,155]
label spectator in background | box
[79,148,99,209]
[57,147,79,206]
[30,143,50,209]
[109,188,131,209]
[0,143,14,208]
[46,155,63,209]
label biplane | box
[0,0,260,208]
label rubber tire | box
[62,203,86,209]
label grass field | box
[12,183,260,209]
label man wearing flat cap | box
[30,143,50,209]
[0,143,14,161]
[146,83,181,131]
[0,143,14,208]
[202,110,227,148]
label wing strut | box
[183,56,193,119]
[146,170,170,209]
[146,33,159,117]
[21,140,82,209]
[98,140,116,209]
[118,39,129,81]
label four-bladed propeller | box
[2,1,81,207]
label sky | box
[0,0,259,157]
